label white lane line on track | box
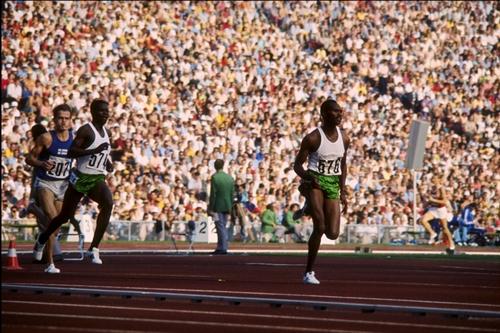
[9,249,500,256]
[0,325,165,333]
[439,266,500,271]
[1,311,372,333]
[7,282,500,310]
[340,281,500,289]
[245,263,303,266]
[3,302,499,332]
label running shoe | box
[88,247,102,264]
[303,271,320,285]
[428,232,438,245]
[44,264,61,274]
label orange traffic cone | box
[5,239,23,270]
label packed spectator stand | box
[1,1,498,245]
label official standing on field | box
[208,159,235,255]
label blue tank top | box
[36,130,74,181]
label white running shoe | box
[428,233,438,245]
[303,271,320,285]
[89,248,102,264]
[33,235,46,261]
[45,264,61,274]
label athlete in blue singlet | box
[27,104,74,273]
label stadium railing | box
[2,218,431,245]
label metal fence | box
[2,218,427,245]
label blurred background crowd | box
[1,1,498,243]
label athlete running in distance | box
[293,98,350,284]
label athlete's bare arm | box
[26,132,54,171]
[293,129,321,182]
[68,125,108,158]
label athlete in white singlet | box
[34,99,114,265]
[420,175,455,254]
[294,99,350,284]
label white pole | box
[413,169,417,232]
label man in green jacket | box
[208,159,235,254]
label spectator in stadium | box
[260,202,286,243]
[208,158,234,255]
[283,203,307,242]
[454,198,477,246]
[232,181,256,243]
[293,99,350,284]
[33,99,114,265]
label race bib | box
[87,152,109,172]
[317,157,342,175]
[46,156,72,179]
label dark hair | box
[31,124,47,140]
[52,104,72,117]
[320,99,342,115]
[214,159,224,170]
[90,99,109,115]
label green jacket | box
[208,170,235,213]
[261,209,278,234]
[284,211,299,229]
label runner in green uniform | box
[34,99,114,265]
[293,99,350,284]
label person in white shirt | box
[34,99,114,265]
[293,99,350,284]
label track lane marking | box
[1,311,373,333]
[3,300,499,332]
[8,282,499,309]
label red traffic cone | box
[5,239,23,270]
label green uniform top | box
[208,170,235,213]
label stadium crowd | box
[1,1,498,244]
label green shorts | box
[308,170,340,200]
[69,170,105,195]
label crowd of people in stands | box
[2,1,498,245]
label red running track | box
[2,250,500,333]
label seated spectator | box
[260,202,286,243]
[282,203,307,242]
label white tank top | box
[76,122,111,175]
[307,127,345,175]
